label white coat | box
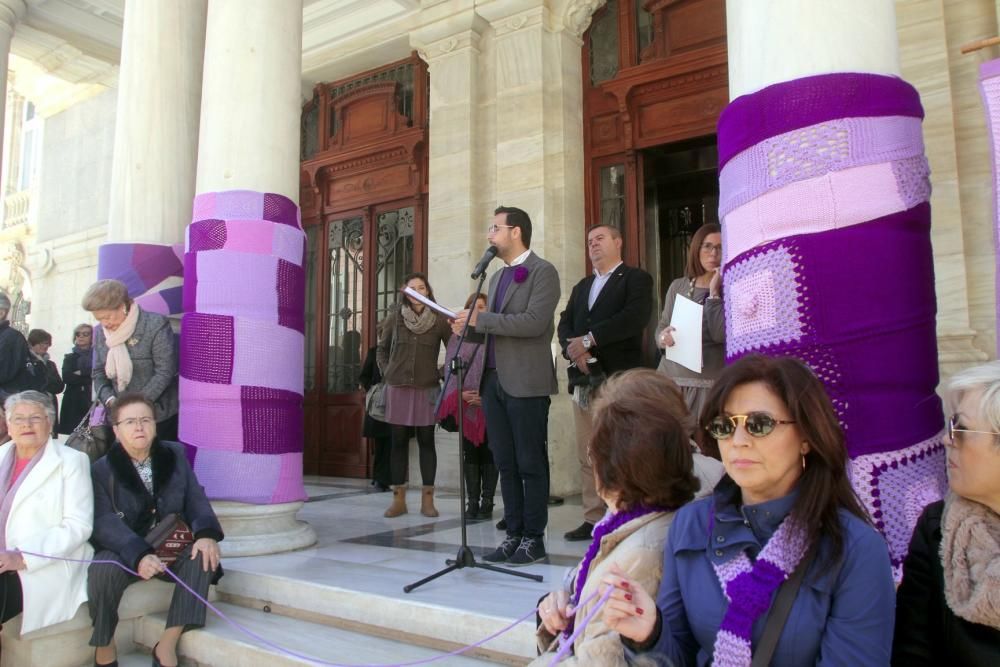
[2,439,93,634]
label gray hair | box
[4,390,56,423]
[945,361,1000,436]
[81,279,132,312]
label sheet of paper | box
[402,286,458,319]
[663,294,703,374]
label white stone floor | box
[196,477,592,666]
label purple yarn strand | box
[19,550,536,667]
[549,587,612,666]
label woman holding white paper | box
[655,224,725,422]
[378,273,452,519]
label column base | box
[937,329,989,379]
[212,500,317,557]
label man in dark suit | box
[557,224,653,540]
[452,206,560,566]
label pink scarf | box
[104,305,140,391]
[0,444,45,550]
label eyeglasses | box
[947,414,1000,444]
[700,243,723,254]
[706,413,797,440]
[487,224,515,234]
[9,415,48,427]
[74,331,92,338]
[114,417,155,429]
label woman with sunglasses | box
[58,324,93,435]
[601,354,895,666]
[893,362,1000,665]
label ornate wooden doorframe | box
[582,0,728,268]
[300,55,429,477]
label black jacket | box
[91,439,224,571]
[557,264,653,390]
[0,321,44,398]
[359,346,390,439]
[893,501,1000,666]
[58,349,92,434]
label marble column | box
[475,0,591,497]
[724,0,946,577]
[188,0,315,556]
[108,0,207,244]
[0,1,24,199]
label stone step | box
[135,601,501,666]
[212,552,548,663]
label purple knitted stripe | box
[720,115,925,217]
[179,312,234,384]
[97,243,133,281]
[240,385,303,455]
[713,630,752,667]
[720,560,786,638]
[980,66,1000,356]
[718,73,923,169]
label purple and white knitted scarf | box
[710,513,810,667]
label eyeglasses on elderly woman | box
[947,413,1000,444]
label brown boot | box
[384,485,408,518]
[420,486,439,517]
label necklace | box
[709,511,810,667]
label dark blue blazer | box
[91,438,224,570]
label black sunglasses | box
[705,412,796,440]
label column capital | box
[0,0,25,36]
[410,8,487,63]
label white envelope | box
[663,294,703,374]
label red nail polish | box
[636,607,645,616]
[625,593,633,601]
[621,581,630,589]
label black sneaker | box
[496,518,507,530]
[483,534,521,563]
[564,521,595,542]
[508,536,547,566]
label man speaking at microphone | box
[452,206,559,566]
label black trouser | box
[88,547,216,647]
[390,425,436,486]
[157,414,179,442]
[371,434,392,487]
[462,437,494,464]
[480,370,550,538]
[0,571,22,625]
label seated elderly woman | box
[89,393,223,667]
[0,391,93,634]
[603,355,896,666]
[82,279,179,441]
[893,361,1000,665]
[531,369,723,665]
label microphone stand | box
[404,269,543,593]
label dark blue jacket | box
[640,476,895,666]
[91,439,223,570]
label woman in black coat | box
[359,344,391,492]
[893,362,1000,666]
[88,392,223,667]
[58,324,93,434]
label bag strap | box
[750,544,817,667]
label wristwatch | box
[582,334,593,350]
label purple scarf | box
[0,443,46,550]
[564,505,670,638]
[709,510,810,667]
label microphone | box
[471,245,498,279]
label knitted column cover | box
[179,190,307,504]
[979,59,1000,357]
[718,73,947,575]
[97,243,185,316]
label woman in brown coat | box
[377,272,451,518]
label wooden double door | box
[300,55,428,477]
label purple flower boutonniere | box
[513,266,530,283]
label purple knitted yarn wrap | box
[179,190,307,504]
[979,59,1000,356]
[718,73,945,576]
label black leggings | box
[0,571,22,625]
[390,424,436,486]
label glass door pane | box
[374,206,415,327]
[304,226,319,392]
[326,216,364,394]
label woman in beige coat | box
[531,369,722,665]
